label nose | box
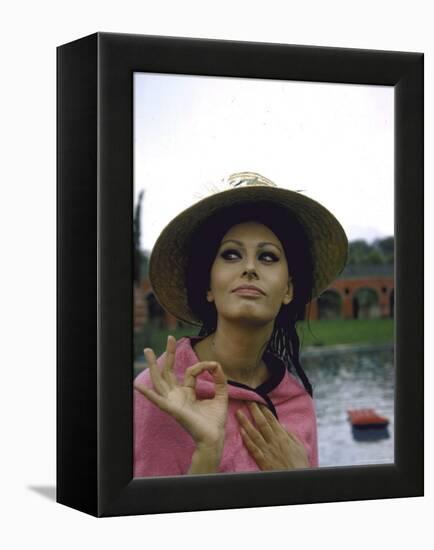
[243,269,259,280]
[242,254,259,279]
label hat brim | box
[149,186,348,325]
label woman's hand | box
[134,336,229,471]
[236,402,309,471]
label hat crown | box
[224,171,277,189]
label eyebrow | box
[220,239,283,253]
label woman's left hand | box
[236,402,310,471]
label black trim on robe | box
[189,337,286,420]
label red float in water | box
[347,409,389,428]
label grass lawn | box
[135,318,394,360]
[297,318,394,348]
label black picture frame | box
[57,32,424,517]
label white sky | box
[134,73,394,253]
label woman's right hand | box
[134,335,229,456]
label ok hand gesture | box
[134,335,229,450]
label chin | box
[222,306,277,327]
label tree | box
[347,239,372,265]
[374,236,394,264]
[347,237,394,266]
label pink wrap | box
[134,337,318,477]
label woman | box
[134,172,348,476]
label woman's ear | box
[206,289,214,303]
[282,279,293,305]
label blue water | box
[302,347,395,468]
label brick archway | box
[307,274,394,320]
[352,287,380,319]
[316,289,342,319]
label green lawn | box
[297,318,394,348]
[135,318,394,360]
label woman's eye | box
[260,252,279,262]
[220,249,241,260]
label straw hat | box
[149,172,348,325]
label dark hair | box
[185,201,314,396]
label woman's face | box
[206,221,293,326]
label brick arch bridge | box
[306,265,394,320]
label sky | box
[134,73,394,253]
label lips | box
[232,284,266,296]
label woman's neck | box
[194,320,274,387]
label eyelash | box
[220,249,279,263]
